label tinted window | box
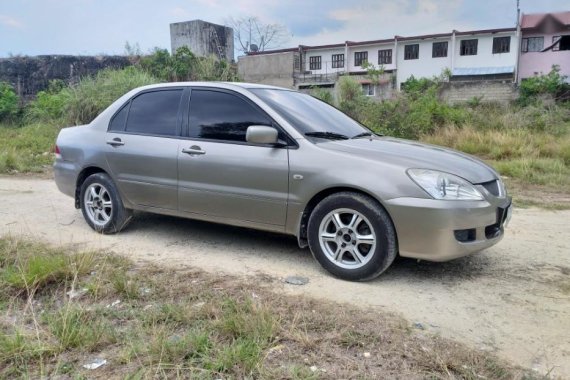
[251,89,369,137]
[404,44,419,60]
[125,90,182,136]
[109,103,129,131]
[460,39,478,56]
[189,90,272,142]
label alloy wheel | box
[318,208,377,269]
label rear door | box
[177,88,290,227]
[105,88,186,210]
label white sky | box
[0,0,568,56]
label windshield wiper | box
[305,131,350,140]
[352,132,374,139]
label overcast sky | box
[1,0,568,57]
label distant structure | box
[238,9,570,104]
[170,20,234,62]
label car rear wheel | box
[80,173,132,234]
[307,192,397,281]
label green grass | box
[0,238,94,295]
[0,122,60,173]
[422,125,570,195]
[0,236,539,379]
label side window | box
[125,90,182,136]
[108,102,129,131]
[188,90,272,143]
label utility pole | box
[516,0,520,27]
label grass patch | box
[422,125,570,204]
[0,236,541,379]
[0,123,59,174]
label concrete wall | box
[439,80,518,104]
[0,55,133,100]
[396,38,452,87]
[238,51,297,89]
[454,32,518,70]
[170,20,234,62]
[348,42,396,72]
[304,46,346,74]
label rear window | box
[125,90,182,136]
[109,103,129,131]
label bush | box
[337,76,365,118]
[140,46,240,82]
[24,80,71,123]
[66,67,158,125]
[401,76,439,100]
[310,87,334,105]
[519,65,570,105]
[0,82,19,122]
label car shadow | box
[125,211,495,285]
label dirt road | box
[1,176,569,377]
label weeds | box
[0,236,539,378]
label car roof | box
[133,81,294,92]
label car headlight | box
[407,169,484,201]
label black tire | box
[79,173,132,234]
[307,192,397,281]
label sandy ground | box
[1,176,569,377]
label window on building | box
[378,49,392,64]
[294,55,300,70]
[362,83,375,96]
[521,37,544,52]
[189,90,272,143]
[354,51,368,66]
[460,39,478,56]
[125,90,182,136]
[492,36,511,54]
[309,56,322,70]
[432,41,448,58]
[332,54,345,68]
[553,35,570,51]
[404,44,419,60]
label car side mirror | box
[246,125,279,145]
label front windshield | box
[250,89,370,137]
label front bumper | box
[384,196,511,262]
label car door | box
[105,88,186,210]
[177,88,290,227]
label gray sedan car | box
[54,82,511,281]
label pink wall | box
[519,31,570,82]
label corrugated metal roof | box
[452,66,515,76]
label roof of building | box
[244,27,517,56]
[521,11,570,29]
[452,66,515,76]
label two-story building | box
[238,12,570,98]
[518,11,570,82]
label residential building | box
[518,11,570,82]
[238,11,570,98]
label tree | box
[0,81,19,122]
[226,16,290,53]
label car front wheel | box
[307,192,397,281]
[80,173,132,234]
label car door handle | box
[106,138,125,147]
[182,146,206,155]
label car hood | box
[319,136,498,184]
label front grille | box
[481,180,500,197]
